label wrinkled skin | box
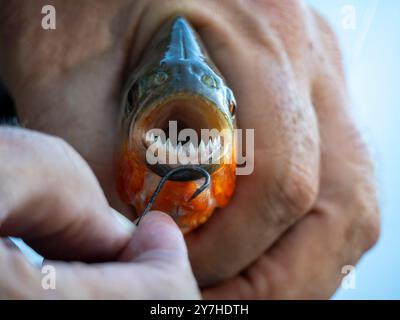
[0,128,200,299]
[0,0,379,299]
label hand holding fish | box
[0,128,199,299]
[0,0,379,299]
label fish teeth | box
[188,142,196,156]
[182,142,191,164]
[155,137,163,148]
[166,138,173,151]
[189,142,197,153]
[213,136,221,152]
[203,140,214,163]
[209,139,218,158]
[146,134,225,165]
[207,137,223,161]
[146,132,154,143]
[199,140,206,154]
[168,138,180,162]
[177,142,185,159]
[198,141,205,163]
[207,137,216,151]
[215,136,221,148]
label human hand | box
[0,128,199,299]
[176,0,380,298]
[0,0,380,299]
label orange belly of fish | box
[117,144,236,233]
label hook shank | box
[135,166,210,226]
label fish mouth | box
[132,95,233,181]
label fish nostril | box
[229,100,237,117]
[151,71,169,86]
[201,74,217,88]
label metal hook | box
[135,166,211,226]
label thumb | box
[118,211,189,265]
[118,211,200,299]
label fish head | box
[118,17,237,231]
[121,16,236,179]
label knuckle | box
[310,8,343,70]
[352,159,381,249]
[154,264,199,299]
[311,7,335,36]
[47,135,74,156]
[0,126,66,157]
[0,126,30,149]
[45,136,89,175]
[357,206,381,251]
[276,162,318,220]
[0,250,40,299]
[342,172,380,252]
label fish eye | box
[151,71,169,86]
[229,100,236,117]
[201,74,217,88]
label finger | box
[1,237,20,251]
[202,206,376,299]
[0,127,131,261]
[118,211,189,265]
[0,240,48,299]
[1,211,199,299]
[111,207,136,234]
[0,211,199,299]
[173,1,320,285]
[74,210,199,299]
[1,237,44,267]
[203,14,380,299]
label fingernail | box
[111,207,136,234]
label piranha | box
[117,16,237,233]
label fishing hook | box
[135,166,211,226]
